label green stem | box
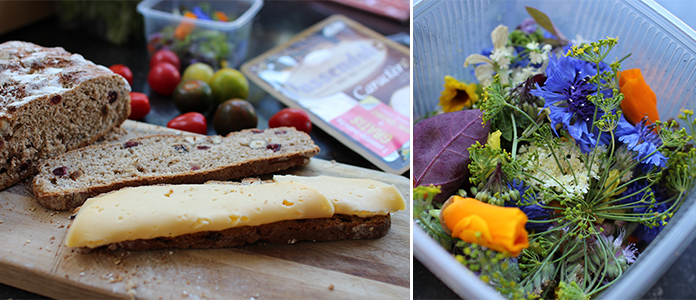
[511,112,519,160]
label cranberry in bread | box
[0,41,131,190]
[33,128,320,210]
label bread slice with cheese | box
[33,127,319,211]
[65,175,406,250]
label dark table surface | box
[0,1,408,299]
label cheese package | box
[65,176,406,248]
[241,15,410,174]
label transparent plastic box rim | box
[413,0,696,299]
[137,0,264,30]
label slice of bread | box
[0,41,131,190]
[102,214,391,251]
[32,127,320,210]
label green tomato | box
[210,68,249,105]
[181,62,215,84]
[213,99,257,135]
[173,79,214,113]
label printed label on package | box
[242,15,410,174]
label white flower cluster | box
[519,142,605,201]
[527,41,553,65]
[464,25,554,88]
[490,46,515,70]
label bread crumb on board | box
[126,280,137,300]
[329,284,334,291]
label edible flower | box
[192,7,212,20]
[215,11,229,22]
[616,116,667,168]
[619,69,659,125]
[487,130,502,149]
[531,54,607,153]
[174,11,197,40]
[441,196,529,256]
[464,25,514,86]
[439,76,479,113]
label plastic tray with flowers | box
[413,7,696,299]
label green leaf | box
[526,6,569,46]
[495,112,514,142]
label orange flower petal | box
[215,11,229,22]
[441,196,529,256]
[619,68,659,124]
[174,12,198,40]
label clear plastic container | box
[413,0,696,299]
[137,0,263,69]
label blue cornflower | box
[616,116,667,168]
[192,7,212,20]
[531,54,607,153]
[507,179,552,232]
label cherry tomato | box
[167,112,207,135]
[148,62,181,96]
[128,92,150,120]
[150,49,181,70]
[213,99,257,135]
[109,64,133,86]
[268,108,312,134]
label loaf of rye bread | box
[33,127,320,210]
[0,41,130,190]
[102,214,391,251]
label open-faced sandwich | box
[65,175,405,250]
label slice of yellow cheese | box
[65,176,405,248]
[273,175,406,217]
[65,181,333,248]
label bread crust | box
[0,41,130,190]
[33,128,320,210]
[98,214,391,251]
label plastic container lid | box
[136,0,264,31]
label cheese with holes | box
[273,175,406,217]
[65,181,334,248]
[65,175,406,248]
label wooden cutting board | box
[0,120,410,300]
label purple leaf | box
[413,110,490,202]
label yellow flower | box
[439,76,479,113]
[487,130,502,149]
[440,196,529,256]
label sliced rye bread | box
[0,41,131,190]
[100,214,391,251]
[33,127,320,210]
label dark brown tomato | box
[213,99,258,135]
[173,79,214,113]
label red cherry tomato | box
[268,108,312,134]
[150,49,181,70]
[148,62,181,96]
[128,92,150,120]
[167,112,207,135]
[109,64,133,86]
